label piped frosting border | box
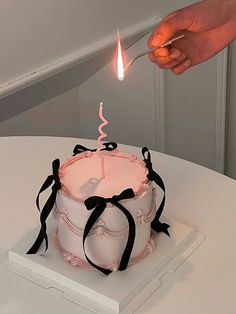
[53,229,156,272]
[59,149,150,204]
[54,188,157,239]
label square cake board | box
[3,217,204,314]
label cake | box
[27,104,169,275]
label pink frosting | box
[53,229,156,271]
[59,150,148,202]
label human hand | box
[148,0,236,74]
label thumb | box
[149,10,193,47]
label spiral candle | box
[97,102,108,178]
[97,102,108,151]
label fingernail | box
[152,34,162,46]
[171,50,181,59]
[154,48,169,57]
[184,59,191,67]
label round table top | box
[1,136,236,314]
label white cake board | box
[1,217,204,314]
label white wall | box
[226,43,236,179]
[0,31,226,173]
[0,0,193,97]
[165,57,219,168]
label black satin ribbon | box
[27,159,61,254]
[84,188,136,275]
[142,147,170,236]
[73,142,117,156]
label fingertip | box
[151,34,163,47]
[148,33,155,49]
[148,17,176,48]
[148,26,166,48]
[153,47,169,57]
[172,67,183,75]
[153,22,175,44]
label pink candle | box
[97,102,108,178]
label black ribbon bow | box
[142,147,170,236]
[73,142,117,156]
[27,159,61,254]
[84,188,136,275]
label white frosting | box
[56,184,153,265]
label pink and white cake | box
[54,148,156,272]
[27,104,169,275]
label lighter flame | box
[117,32,125,81]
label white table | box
[0,136,236,314]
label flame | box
[116,32,125,81]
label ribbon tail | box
[153,193,165,221]
[82,203,111,275]
[27,159,61,255]
[143,147,169,237]
[149,170,168,233]
[36,175,53,211]
[148,170,165,193]
[27,188,58,254]
[151,220,170,237]
[113,201,136,271]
